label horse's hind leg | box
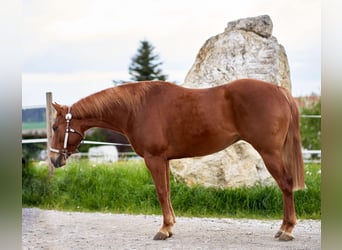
[144,155,176,240]
[259,151,296,241]
[166,161,176,232]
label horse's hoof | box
[274,230,284,238]
[278,232,295,241]
[153,231,169,240]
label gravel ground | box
[22,208,320,250]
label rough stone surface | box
[170,15,292,188]
[171,141,275,188]
[225,14,273,38]
[184,15,291,90]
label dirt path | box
[22,208,320,250]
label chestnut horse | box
[49,79,304,241]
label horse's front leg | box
[144,156,176,240]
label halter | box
[50,106,84,159]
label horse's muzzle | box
[50,154,66,168]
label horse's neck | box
[73,100,129,134]
[82,118,126,134]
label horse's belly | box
[167,132,240,159]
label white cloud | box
[292,79,321,97]
[23,0,321,106]
[22,72,123,106]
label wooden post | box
[46,92,54,176]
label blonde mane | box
[71,81,162,119]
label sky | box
[22,0,321,107]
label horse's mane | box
[71,81,166,119]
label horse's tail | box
[281,88,305,191]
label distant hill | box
[22,107,46,135]
[22,107,46,123]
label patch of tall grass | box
[22,160,320,219]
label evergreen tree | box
[128,40,167,81]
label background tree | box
[300,98,321,151]
[128,40,167,81]
[106,40,167,154]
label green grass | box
[22,160,321,219]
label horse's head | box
[49,103,84,167]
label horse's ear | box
[52,102,60,111]
[52,102,64,115]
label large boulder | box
[170,15,292,188]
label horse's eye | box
[52,125,58,132]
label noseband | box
[50,106,84,159]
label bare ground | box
[22,208,320,250]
